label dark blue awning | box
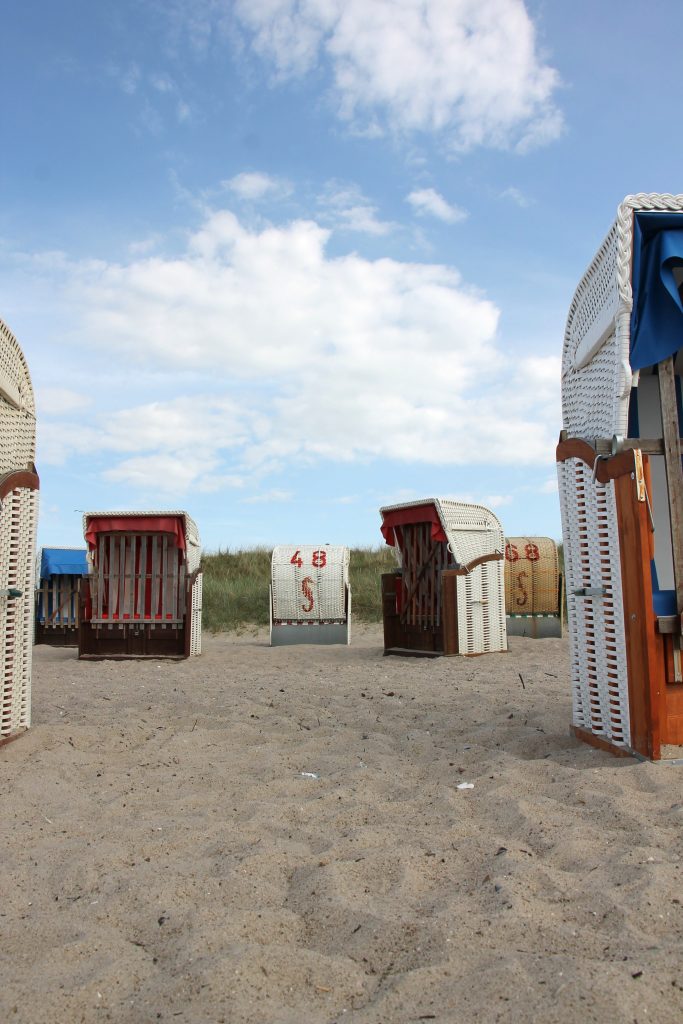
[630,212,683,370]
[40,548,89,578]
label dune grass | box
[200,546,398,633]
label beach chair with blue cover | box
[35,547,89,646]
[0,317,39,744]
[558,193,683,760]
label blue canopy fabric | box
[630,212,683,370]
[40,548,88,578]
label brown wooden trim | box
[613,469,664,760]
[556,438,597,467]
[556,439,645,484]
[442,551,504,577]
[0,467,40,500]
[0,728,29,749]
[441,571,458,656]
[658,357,683,617]
[570,725,635,758]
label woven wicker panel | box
[504,537,560,616]
[557,458,629,745]
[0,318,38,739]
[190,572,203,656]
[271,545,349,622]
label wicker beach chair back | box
[0,317,39,741]
[504,536,563,638]
[558,193,683,758]
[270,545,351,645]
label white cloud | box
[21,205,560,492]
[224,171,291,201]
[500,186,533,208]
[320,184,394,235]
[407,188,467,224]
[232,0,563,151]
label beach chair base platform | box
[35,623,79,647]
[506,614,563,639]
[270,621,350,646]
[78,621,190,660]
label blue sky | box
[3,0,683,552]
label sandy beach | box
[2,627,683,1024]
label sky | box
[3,0,683,553]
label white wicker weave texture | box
[557,459,629,744]
[379,499,507,655]
[271,545,349,623]
[0,317,38,739]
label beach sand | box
[2,627,683,1024]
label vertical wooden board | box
[137,536,147,618]
[658,357,683,616]
[441,570,459,656]
[614,472,664,759]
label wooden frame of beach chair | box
[270,545,351,645]
[35,547,88,647]
[380,499,506,657]
[504,537,563,638]
[558,193,683,761]
[78,510,202,659]
[0,317,39,745]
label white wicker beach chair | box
[0,317,39,743]
[379,499,506,656]
[504,537,563,638]
[79,510,202,658]
[270,545,351,645]
[558,193,683,759]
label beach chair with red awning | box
[79,510,202,659]
[0,317,39,743]
[380,498,506,657]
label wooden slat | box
[107,536,116,620]
[137,535,147,618]
[658,357,683,618]
[161,535,168,619]
[613,470,665,760]
[151,535,159,618]
[117,534,126,619]
[97,535,105,620]
[171,545,179,621]
[128,535,136,620]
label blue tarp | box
[630,212,683,370]
[40,548,88,579]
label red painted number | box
[301,577,314,612]
[312,550,327,568]
[525,543,540,562]
[290,550,303,568]
[505,543,519,562]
